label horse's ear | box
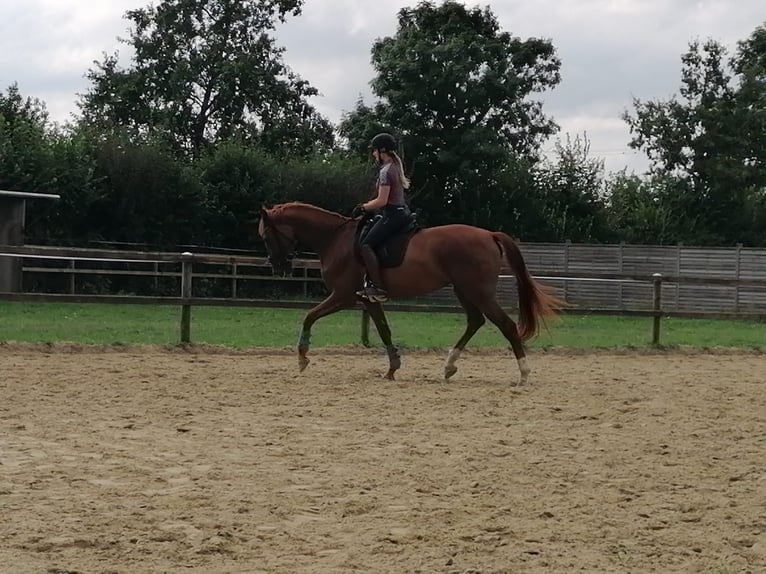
[260,206,269,219]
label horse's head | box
[258,206,297,276]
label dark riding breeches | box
[360,205,412,248]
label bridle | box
[260,208,359,265]
[260,214,297,264]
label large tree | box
[622,23,766,245]
[339,1,561,225]
[79,0,333,157]
[0,83,54,192]
[732,24,766,192]
[532,134,611,242]
[604,172,689,245]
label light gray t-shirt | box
[378,162,406,206]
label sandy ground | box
[1,344,765,574]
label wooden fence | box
[415,241,766,315]
[520,242,766,314]
[0,243,765,346]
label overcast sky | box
[1,0,763,174]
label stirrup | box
[356,282,389,303]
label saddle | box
[354,213,421,268]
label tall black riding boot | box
[357,245,388,302]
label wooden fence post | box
[69,259,76,294]
[652,273,663,345]
[361,309,371,347]
[563,240,571,302]
[675,243,682,311]
[618,242,625,309]
[735,243,742,312]
[180,252,193,344]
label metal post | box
[652,273,663,345]
[180,252,193,344]
[361,309,371,347]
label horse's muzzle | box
[267,256,293,277]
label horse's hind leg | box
[444,289,486,380]
[474,298,530,385]
[363,300,401,380]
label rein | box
[263,210,357,260]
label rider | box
[352,132,412,303]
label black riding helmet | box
[370,132,397,153]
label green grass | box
[0,301,763,350]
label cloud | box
[0,0,138,121]
[1,0,763,174]
[273,0,764,173]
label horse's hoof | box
[386,347,402,371]
[444,365,458,380]
[298,356,310,372]
[384,369,396,381]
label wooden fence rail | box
[1,244,765,347]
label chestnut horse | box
[258,201,564,384]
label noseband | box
[262,216,297,262]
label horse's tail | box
[492,232,567,341]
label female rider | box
[352,132,412,302]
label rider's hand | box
[351,203,366,218]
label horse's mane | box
[270,201,347,220]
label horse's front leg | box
[362,301,401,380]
[298,292,353,372]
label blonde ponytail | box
[391,151,411,190]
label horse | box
[257,201,565,384]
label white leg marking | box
[444,347,461,379]
[445,347,461,369]
[518,357,531,385]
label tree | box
[24,126,106,247]
[338,0,561,225]
[532,134,611,242]
[622,23,766,245]
[79,0,334,157]
[196,143,373,248]
[88,137,209,247]
[731,24,766,192]
[605,172,687,245]
[0,83,55,192]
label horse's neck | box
[279,206,347,256]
